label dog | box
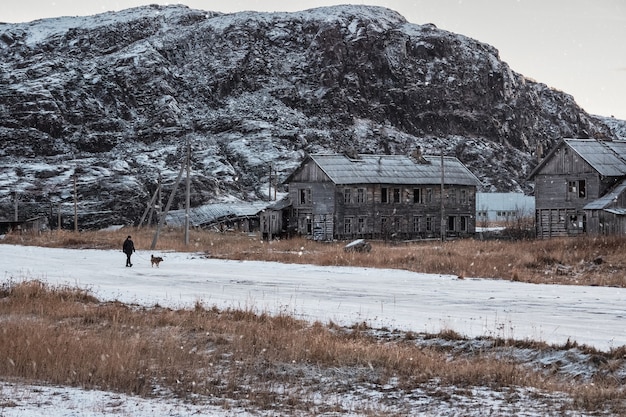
[150,254,164,268]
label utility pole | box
[184,139,191,246]
[274,167,277,201]
[151,162,185,250]
[157,172,162,225]
[269,163,272,201]
[138,183,161,229]
[13,191,18,222]
[73,174,78,232]
[440,149,445,242]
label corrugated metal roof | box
[475,192,534,211]
[583,179,626,210]
[166,202,269,227]
[604,208,626,215]
[308,154,481,186]
[565,139,626,177]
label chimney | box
[410,146,429,164]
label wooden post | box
[138,185,161,229]
[13,191,18,222]
[184,139,190,246]
[73,174,78,232]
[151,162,185,250]
[440,150,445,242]
[157,172,162,224]
[269,163,272,201]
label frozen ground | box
[1,243,624,416]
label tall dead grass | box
[5,228,626,287]
[3,224,626,413]
[2,280,623,414]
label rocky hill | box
[0,4,623,228]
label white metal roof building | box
[475,192,535,223]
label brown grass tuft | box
[1,280,624,414]
[5,228,626,287]
[2,229,626,413]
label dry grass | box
[2,229,626,413]
[1,280,624,414]
[5,227,626,287]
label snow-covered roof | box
[166,202,269,227]
[529,139,626,179]
[287,153,481,186]
[603,208,626,215]
[583,179,626,210]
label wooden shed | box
[0,216,48,235]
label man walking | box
[123,235,135,267]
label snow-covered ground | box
[1,243,624,416]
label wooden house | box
[528,138,626,237]
[282,152,481,241]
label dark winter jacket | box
[123,238,135,254]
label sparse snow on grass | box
[0,243,624,415]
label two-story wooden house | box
[282,152,481,241]
[528,138,626,238]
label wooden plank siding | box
[529,139,626,238]
[288,180,476,240]
[532,148,597,237]
[283,153,480,241]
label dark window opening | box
[448,216,456,231]
[414,188,422,204]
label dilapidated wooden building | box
[528,138,626,237]
[282,152,481,241]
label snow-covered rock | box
[0,4,621,228]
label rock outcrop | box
[0,4,622,228]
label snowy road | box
[2,244,624,351]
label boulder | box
[344,239,371,253]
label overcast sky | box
[2,0,625,119]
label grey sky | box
[2,0,625,119]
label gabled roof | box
[285,153,481,186]
[529,139,626,179]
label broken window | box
[393,188,401,203]
[381,187,388,203]
[299,188,311,205]
[413,188,422,204]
